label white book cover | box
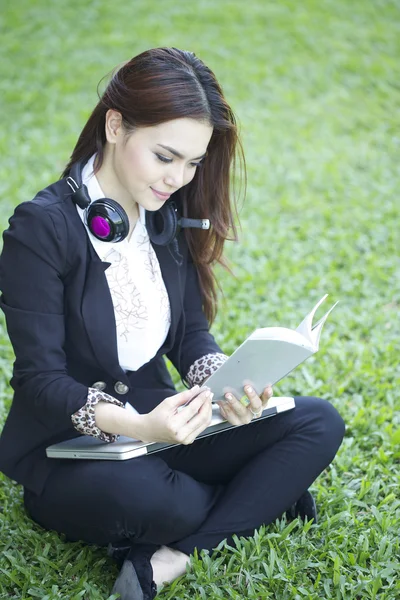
[205,294,338,402]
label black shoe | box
[111,559,145,600]
[107,539,132,568]
[286,490,318,523]
[110,543,159,600]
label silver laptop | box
[46,396,295,460]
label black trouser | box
[24,397,345,556]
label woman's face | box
[102,112,213,211]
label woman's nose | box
[164,164,188,190]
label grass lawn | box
[1,0,399,598]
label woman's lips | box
[151,187,171,201]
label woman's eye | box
[156,153,172,164]
[155,153,203,168]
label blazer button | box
[114,381,129,395]
[92,381,107,391]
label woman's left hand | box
[216,385,273,426]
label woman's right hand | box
[139,386,214,445]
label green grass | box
[1,0,400,598]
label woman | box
[0,48,345,600]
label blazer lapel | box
[151,241,183,348]
[66,196,128,383]
[81,256,129,383]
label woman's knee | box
[296,396,345,457]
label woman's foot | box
[286,490,318,523]
[150,546,190,589]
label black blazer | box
[0,176,222,495]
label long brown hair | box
[63,47,245,323]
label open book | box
[206,294,338,402]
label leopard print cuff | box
[185,352,228,387]
[71,388,124,443]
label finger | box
[243,386,263,415]
[166,385,200,409]
[176,389,213,425]
[180,397,213,443]
[182,401,213,444]
[218,402,228,420]
[224,393,249,418]
[218,402,240,426]
[261,385,273,404]
[224,407,246,426]
[222,396,250,425]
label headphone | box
[66,159,210,246]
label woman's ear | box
[105,109,123,144]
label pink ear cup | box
[91,216,111,238]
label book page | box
[309,300,339,349]
[295,294,329,348]
[248,326,314,351]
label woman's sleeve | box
[71,388,124,442]
[185,353,228,387]
[0,201,93,432]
